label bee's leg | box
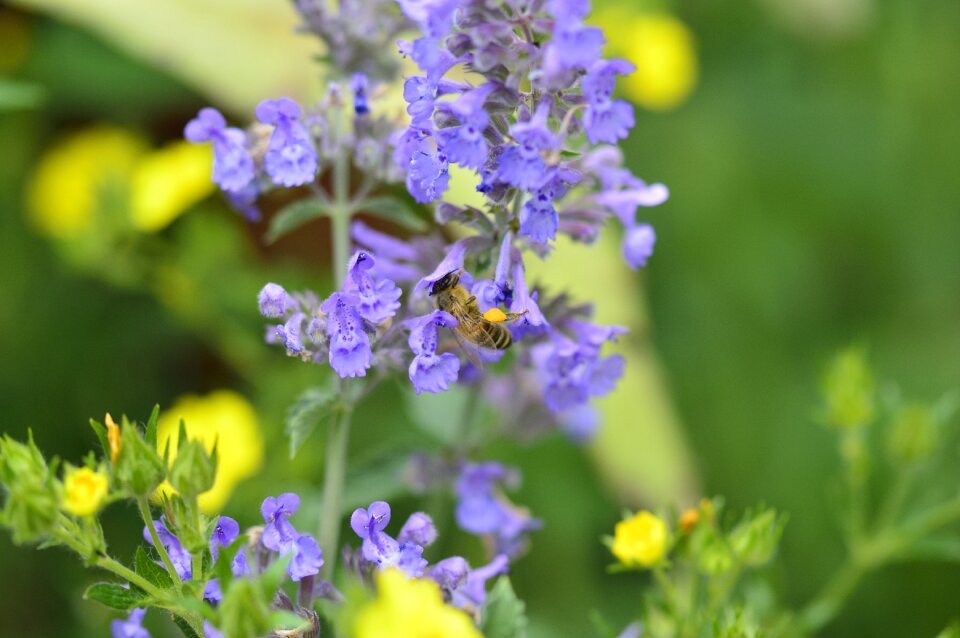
[502,310,528,322]
[466,295,477,305]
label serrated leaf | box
[355,195,428,232]
[172,614,203,638]
[480,577,528,638]
[83,582,145,610]
[267,199,331,244]
[286,383,338,458]
[135,546,174,588]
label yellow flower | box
[131,141,214,232]
[105,413,122,464]
[26,126,214,239]
[156,390,264,513]
[594,11,698,111]
[26,126,146,238]
[62,466,109,517]
[353,569,482,638]
[612,510,669,568]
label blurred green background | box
[1,0,959,636]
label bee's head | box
[429,270,460,296]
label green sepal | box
[115,418,165,497]
[145,404,160,450]
[169,438,216,498]
[83,582,146,610]
[89,419,111,464]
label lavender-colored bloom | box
[143,520,192,580]
[389,542,429,577]
[549,21,604,70]
[397,0,460,37]
[496,103,557,191]
[352,73,370,115]
[596,180,669,226]
[457,554,509,609]
[508,260,549,337]
[616,623,644,638]
[275,312,306,355]
[203,622,225,638]
[258,283,290,318]
[471,232,513,311]
[351,501,392,550]
[415,239,469,293]
[455,463,511,535]
[287,534,324,581]
[226,180,261,222]
[184,108,254,192]
[408,310,460,394]
[407,147,451,204]
[428,556,468,591]
[350,501,425,575]
[436,85,493,169]
[343,251,402,323]
[203,578,223,604]
[548,0,591,21]
[532,323,625,412]
[261,493,300,552]
[351,221,419,261]
[623,223,656,269]
[111,608,150,638]
[568,319,627,353]
[256,97,318,187]
[559,404,600,443]
[398,512,438,547]
[209,516,240,562]
[519,197,558,244]
[582,60,637,144]
[320,292,372,378]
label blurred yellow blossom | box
[62,466,109,517]
[612,510,669,568]
[595,10,698,111]
[26,125,213,238]
[105,413,122,464]
[353,569,482,638]
[156,390,263,513]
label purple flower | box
[454,554,509,609]
[455,463,511,535]
[352,73,370,115]
[258,283,290,318]
[582,60,636,144]
[209,516,240,562]
[407,146,451,204]
[622,223,656,269]
[398,512,438,547]
[226,180,261,222]
[408,311,461,394]
[343,251,402,323]
[184,108,254,192]
[203,578,223,604]
[350,501,425,575]
[508,259,549,338]
[261,493,300,552]
[203,622,224,638]
[436,85,493,169]
[397,0,460,37]
[531,322,625,412]
[471,232,513,312]
[559,404,600,443]
[111,608,150,638]
[351,500,392,559]
[429,556,468,591]
[320,292,373,378]
[548,21,604,70]
[596,179,669,226]
[256,97,318,187]
[496,103,557,191]
[415,239,469,293]
[287,534,324,581]
[548,0,590,21]
[275,312,306,355]
[143,520,191,580]
[351,221,419,261]
[519,197,558,244]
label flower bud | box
[115,419,165,497]
[0,434,59,544]
[169,438,217,499]
[728,507,786,567]
[887,403,936,465]
[61,465,109,517]
[821,347,875,430]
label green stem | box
[95,555,170,601]
[797,558,866,634]
[319,398,354,580]
[137,496,183,590]
[902,495,960,540]
[331,140,352,286]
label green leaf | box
[83,582,145,610]
[89,418,111,464]
[355,195,428,232]
[267,199,331,244]
[172,614,203,638]
[286,382,338,458]
[480,577,528,638]
[135,546,174,588]
[893,536,960,564]
[145,404,160,450]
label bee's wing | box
[451,327,486,370]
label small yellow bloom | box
[131,141,214,232]
[594,10,698,111]
[482,307,508,323]
[105,413,121,464]
[62,466,109,517]
[612,510,669,568]
[156,390,264,513]
[680,507,700,533]
[353,569,482,638]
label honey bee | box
[429,270,525,357]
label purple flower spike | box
[256,97,318,187]
[398,512,438,547]
[184,107,254,193]
[111,608,150,638]
[320,292,372,378]
[437,85,494,169]
[496,103,557,191]
[582,60,637,145]
[261,493,300,552]
[343,251,402,323]
[258,283,290,318]
[623,223,656,269]
[549,21,605,70]
[408,311,460,394]
[287,534,324,581]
